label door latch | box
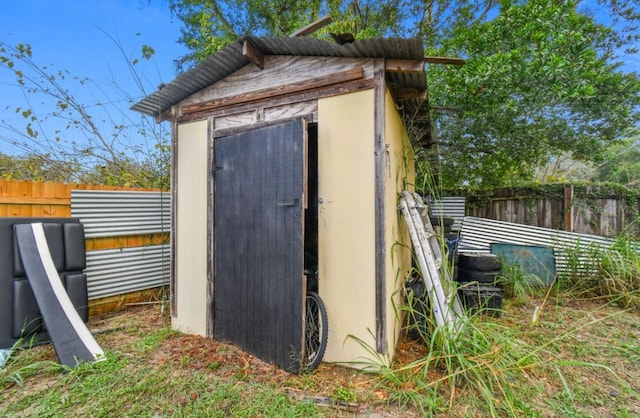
[276,198,299,207]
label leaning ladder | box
[399,191,464,332]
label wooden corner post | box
[373,59,387,354]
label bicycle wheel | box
[304,291,328,371]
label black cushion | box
[13,223,66,274]
[64,223,86,271]
[12,279,43,338]
[62,273,89,323]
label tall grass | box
[496,264,546,304]
[561,234,640,309]
[349,295,559,416]
[348,274,640,417]
[384,161,640,414]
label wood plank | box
[373,59,387,354]
[424,56,466,66]
[243,39,264,70]
[170,118,178,317]
[177,78,373,124]
[214,111,257,130]
[564,185,574,232]
[290,15,333,37]
[85,233,169,251]
[385,59,424,73]
[32,182,47,217]
[264,101,318,124]
[182,67,364,115]
[206,118,214,339]
[88,287,165,317]
[213,101,318,130]
[181,56,373,108]
[0,196,70,205]
[213,114,314,139]
[214,119,305,372]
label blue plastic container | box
[490,243,556,287]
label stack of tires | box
[456,253,504,317]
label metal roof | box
[131,36,427,117]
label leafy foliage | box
[168,0,406,68]
[596,136,640,186]
[0,153,77,183]
[428,0,640,188]
[169,0,640,189]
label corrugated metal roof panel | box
[132,36,426,117]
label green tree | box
[595,137,640,185]
[428,0,640,189]
[168,0,640,189]
[168,0,406,68]
[0,152,77,182]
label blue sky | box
[1,1,638,160]
[0,0,186,157]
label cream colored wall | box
[317,90,377,365]
[383,89,415,360]
[173,120,209,336]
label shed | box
[133,35,432,371]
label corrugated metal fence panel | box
[85,244,170,299]
[428,197,466,230]
[71,190,171,238]
[458,217,618,276]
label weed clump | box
[561,235,640,309]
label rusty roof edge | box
[131,36,427,117]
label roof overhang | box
[132,36,430,117]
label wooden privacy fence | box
[0,179,170,313]
[463,185,640,238]
[0,179,168,249]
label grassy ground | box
[1,297,639,417]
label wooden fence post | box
[564,185,574,232]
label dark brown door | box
[213,119,306,372]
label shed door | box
[213,119,306,373]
